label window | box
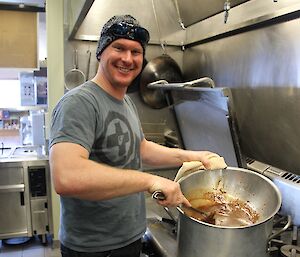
[0,80,21,107]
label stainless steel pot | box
[176,167,283,257]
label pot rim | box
[176,166,282,229]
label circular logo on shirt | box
[93,111,139,167]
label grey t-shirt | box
[49,81,146,252]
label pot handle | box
[147,77,215,90]
[152,191,178,224]
[152,190,166,201]
[268,215,292,242]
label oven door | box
[0,164,30,239]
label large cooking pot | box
[176,167,282,257]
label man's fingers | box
[182,196,192,207]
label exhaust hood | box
[68,0,249,44]
[176,0,249,26]
[70,0,185,45]
[68,0,300,47]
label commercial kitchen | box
[0,0,300,256]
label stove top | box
[269,215,300,257]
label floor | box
[0,236,60,257]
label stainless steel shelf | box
[0,106,47,111]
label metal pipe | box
[147,77,215,90]
[173,0,186,30]
[151,0,166,54]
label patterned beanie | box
[96,14,149,61]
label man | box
[50,14,219,257]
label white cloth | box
[174,154,227,182]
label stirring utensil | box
[151,190,212,219]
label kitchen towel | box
[174,153,227,182]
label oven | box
[0,158,53,243]
[0,162,29,239]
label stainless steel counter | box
[0,145,48,163]
[0,155,48,163]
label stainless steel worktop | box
[0,155,48,164]
[0,145,48,163]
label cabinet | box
[0,10,37,69]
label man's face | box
[99,38,144,89]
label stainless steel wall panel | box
[172,90,239,167]
[183,17,300,173]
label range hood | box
[68,0,185,45]
[68,0,300,47]
[176,0,249,26]
[67,0,249,44]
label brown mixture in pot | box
[183,190,259,227]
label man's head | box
[96,15,150,61]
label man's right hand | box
[149,176,191,207]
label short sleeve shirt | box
[49,81,146,252]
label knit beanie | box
[96,14,149,61]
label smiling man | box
[49,15,218,257]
